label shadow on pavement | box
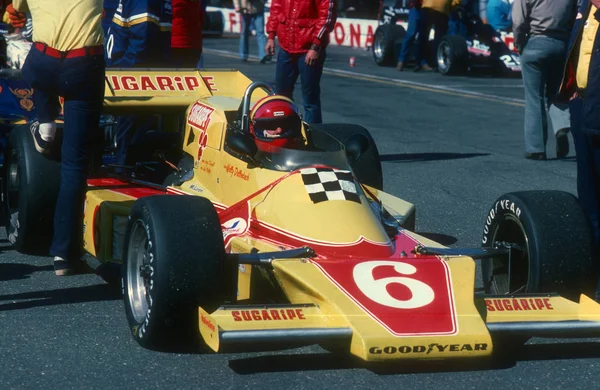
[415,232,458,246]
[381,152,490,163]
[228,352,514,375]
[228,341,600,375]
[0,283,121,311]
[0,263,54,281]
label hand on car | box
[265,39,275,56]
[305,50,319,66]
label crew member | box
[171,0,204,68]
[265,0,337,124]
[10,0,105,275]
[558,0,600,294]
[416,0,461,71]
[106,0,172,167]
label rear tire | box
[481,191,596,300]
[437,35,468,75]
[3,124,61,254]
[312,124,383,190]
[122,195,226,349]
[373,25,405,66]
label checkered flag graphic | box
[300,168,361,204]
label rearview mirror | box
[227,131,258,159]
[344,134,369,164]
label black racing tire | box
[312,124,383,190]
[481,191,596,300]
[122,195,226,349]
[3,124,61,254]
[437,34,468,75]
[373,25,405,66]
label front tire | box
[122,195,226,349]
[481,191,596,300]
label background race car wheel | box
[312,124,383,190]
[481,191,596,300]
[3,124,61,254]
[122,195,226,349]
[373,25,405,66]
[437,35,468,75]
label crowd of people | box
[1,0,600,295]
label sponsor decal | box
[369,343,488,355]
[199,159,215,174]
[187,102,213,160]
[467,39,491,56]
[187,102,214,131]
[485,298,554,312]
[482,199,522,244]
[232,308,306,321]
[189,184,204,193]
[106,75,217,92]
[312,258,457,336]
[224,163,250,181]
[219,201,250,247]
[201,313,216,332]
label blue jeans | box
[240,13,266,60]
[275,49,326,124]
[21,46,105,261]
[520,36,567,153]
[398,8,421,63]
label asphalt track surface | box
[1,36,598,389]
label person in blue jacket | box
[486,0,512,31]
[105,0,173,167]
[102,0,120,36]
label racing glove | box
[6,4,26,29]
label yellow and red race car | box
[3,69,599,362]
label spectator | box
[486,0,512,31]
[172,0,204,68]
[233,0,269,63]
[10,0,105,275]
[265,0,336,124]
[106,0,172,167]
[396,0,421,71]
[416,0,461,71]
[557,0,600,288]
[513,0,577,160]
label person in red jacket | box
[265,0,336,124]
[171,0,204,68]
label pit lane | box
[1,37,595,389]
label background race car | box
[373,0,521,75]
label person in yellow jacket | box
[416,0,461,71]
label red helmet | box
[249,95,303,152]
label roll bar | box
[241,81,276,133]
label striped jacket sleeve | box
[313,0,336,46]
[108,0,172,67]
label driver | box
[249,95,305,152]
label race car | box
[3,68,600,362]
[373,0,521,75]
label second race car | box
[373,0,521,75]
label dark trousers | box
[171,48,203,68]
[275,48,326,124]
[417,8,448,67]
[398,7,421,63]
[21,46,105,261]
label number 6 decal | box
[353,261,435,309]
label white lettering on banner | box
[207,7,518,52]
[187,102,214,131]
[353,261,435,309]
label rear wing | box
[0,68,256,114]
[103,68,255,113]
